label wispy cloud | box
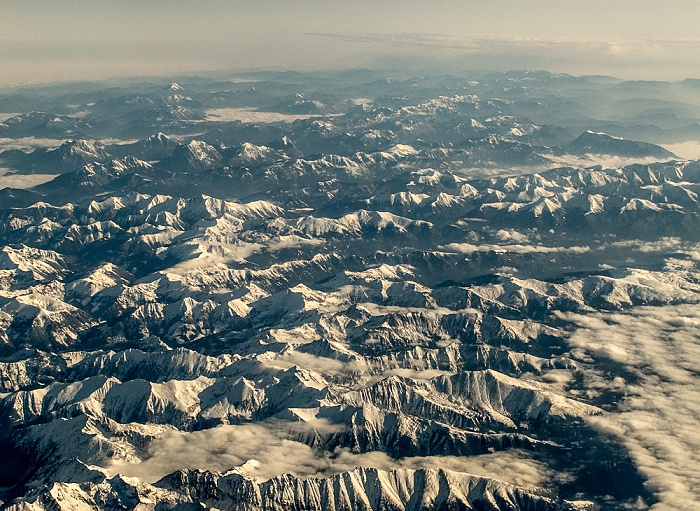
[107,420,550,489]
[560,305,700,510]
[310,33,700,80]
[0,167,57,188]
[0,136,66,152]
[662,141,700,160]
[310,33,670,57]
[602,237,700,262]
[204,108,331,124]
[441,242,590,255]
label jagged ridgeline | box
[1,71,699,511]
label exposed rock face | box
[6,468,574,511]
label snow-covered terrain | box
[0,70,699,511]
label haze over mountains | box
[0,70,699,511]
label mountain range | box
[0,70,698,511]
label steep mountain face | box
[107,133,179,161]
[0,112,90,139]
[2,140,111,175]
[160,140,223,171]
[565,131,675,159]
[1,71,699,511]
[6,468,577,511]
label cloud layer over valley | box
[563,305,700,510]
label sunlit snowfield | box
[2,70,700,510]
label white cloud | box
[661,141,700,160]
[604,237,685,253]
[441,242,590,255]
[106,420,549,489]
[494,229,530,243]
[259,351,358,374]
[310,33,700,81]
[602,237,700,263]
[561,305,700,510]
[0,168,57,188]
[546,153,670,169]
[0,136,66,152]
[204,108,337,124]
[311,33,667,58]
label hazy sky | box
[2,0,700,85]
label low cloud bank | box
[107,420,549,489]
[441,242,590,255]
[561,305,700,510]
